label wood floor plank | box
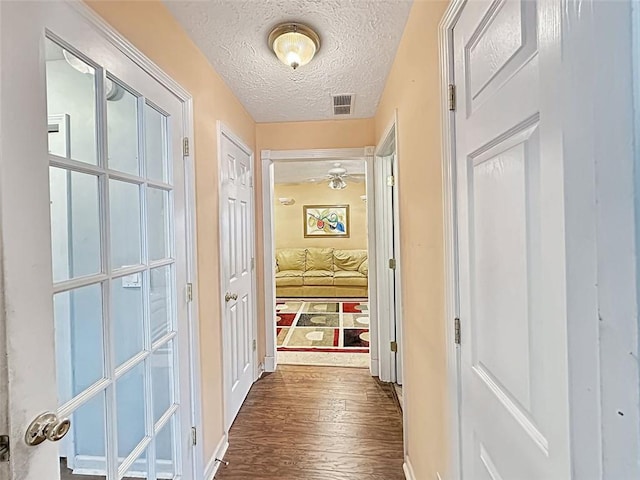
[215,366,405,480]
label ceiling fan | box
[305,163,365,190]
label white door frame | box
[374,113,404,385]
[260,147,379,374]
[0,0,7,475]
[217,122,259,432]
[439,1,640,479]
[1,2,205,478]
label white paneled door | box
[454,1,570,479]
[1,3,194,479]
[219,127,256,430]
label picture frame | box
[303,204,350,238]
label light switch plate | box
[122,272,142,288]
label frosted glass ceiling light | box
[268,23,320,70]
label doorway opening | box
[261,146,403,387]
[272,159,370,368]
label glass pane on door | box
[155,417,177,478]
[112,275,144,366]
[144,104,170,183]
[59,392,107,479]
[110,179,142,269]
[116,363,146,463]
[53,283,105,404]
[45,40,97,164]
[147,187,171,262]
[46,36,184,480]
[49,167,102,282]
[107,84,140,175]
[151,340,175,424]
[150,265,173,343]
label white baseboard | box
[204,434,229,480]
[370,356,379,377]
[264,355,276,372]
[403,456,417,480]
[255,361,265,380]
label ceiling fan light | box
[269,23,320,70]
[328,177,347,190]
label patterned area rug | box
[276,300,370,354]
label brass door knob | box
[25,412,71,446]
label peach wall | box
[86,0,256,461]
[374,1,450,478]
[274,182,368,250]
[256,118,375,151]
[254,118,375,358]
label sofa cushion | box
[303,270,334,286]
[276,248,306,271]
[334,271,368,287]
[275,270,303,287]
[306,248,334,271]
[334,249,367,271]
[358,259,368,276]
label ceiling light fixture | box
[268,23,320,70]
[328,176,347,190]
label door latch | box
[0,435,9,462]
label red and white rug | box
[276,300,369,354]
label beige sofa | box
[275,247,368,298]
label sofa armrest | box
[358,259,368,276]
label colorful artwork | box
[303,205,350,238]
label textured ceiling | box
[164,0,413,122]
[274,159,365,184]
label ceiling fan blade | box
[344,173,366,183]
[303,176,328,184]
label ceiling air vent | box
[332,94,354,116]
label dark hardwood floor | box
[215,365,405,480]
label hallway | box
[215,366,405,479]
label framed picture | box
[303,205,350,238]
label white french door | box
[219,127,256,430]
[454,0,570,478]
[1,2,193,479]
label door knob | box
[225,292,238,302]
[25,412,71,446]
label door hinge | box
[388,258,397,270]
[191,426,197,446]
[186,283,193,303]
[0,435,9,462]
[448,84,456,112]
[387,175,395,187]
[390,341,398,353]
[252,339,257,351]
[183,137,190,156]
[251,257,255,270]
[454,317,461,345]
